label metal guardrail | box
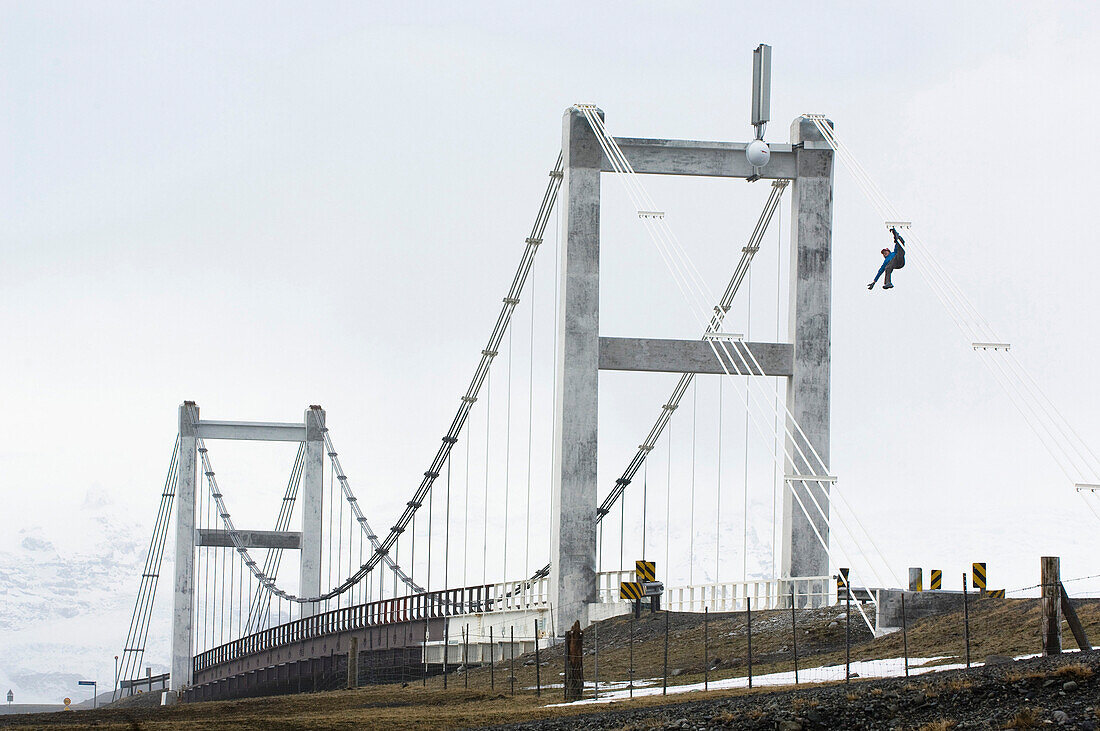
[598,572,834,612]
[119,671,170,696]
[194,572,836,676]
[193,577,549,674]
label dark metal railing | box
[193,584,496,674]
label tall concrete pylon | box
[549,107,834,635]
[169,403,324,691]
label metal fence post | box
[662,608,669,695]
[443,622,449,689]
[845,583,851,684]
[490,626,495,690]
[534,619,542,697]
[790,586,799,684]
[593,621,599,700]
[901,591,910,677]
[963,573,971,669]
[703,607,709,692]
[629,613,635,699]
[746,596,753,689]
[510,626,515,696]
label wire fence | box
[184,574,1100,705]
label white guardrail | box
[481,572,834,615]
[597,571,834,611]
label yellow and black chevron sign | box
[836,567,850,595]
[930,569,942,590]
[986,589,1005,599]
[620,581,645,601]
[636,560,656,582]
[972,562,987,590]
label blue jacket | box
[872,242,904,283]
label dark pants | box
[884,246,905,287]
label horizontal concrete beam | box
[598,337,793,376]
[196,529,302,549]
[194,420,306,442]
[604,137,821,179]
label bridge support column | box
[550,106,603,637]
[781,117,834,593]
[171,402,198,690]
[300,406,325,617]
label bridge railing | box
[664,576,833,612]
[193,576,551,675]
[597,572,833,612]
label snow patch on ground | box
[548,653,1047,707]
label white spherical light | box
[746,139,771,167]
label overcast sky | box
[4,0,1100,652]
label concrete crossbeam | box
[598,337,793,376]
[194,420,306,442]
[196,529,303,550]
[605,137,803,179]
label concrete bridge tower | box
[170,404,326,691]
[549,108,834,635]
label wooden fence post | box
[1040,556,1062,656]
[563,620,584,701]
[347,636,359,689]
[1059,581,1093,651]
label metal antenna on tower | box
[747,43,773,179]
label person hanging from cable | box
[868,227,906,290]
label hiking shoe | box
[883,284,894,289]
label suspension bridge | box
[114,54,1100,703]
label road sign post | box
[77,680,97,709]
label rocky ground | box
[490,651,1100,730]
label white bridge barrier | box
[597,571,834,612]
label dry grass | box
[945,677,973,692]
[1005,660,1093,684]
[1004,706,1042,729]
[610,716,662,731]
[1052,663,1093,680]
[917,721,956,731]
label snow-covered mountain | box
[0,490,167,704]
